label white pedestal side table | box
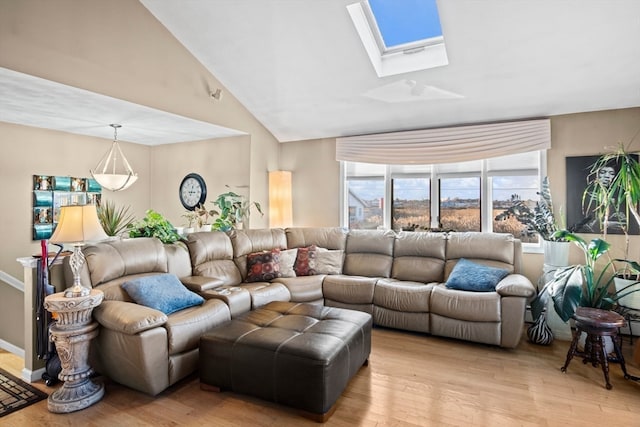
[44,288,104,413]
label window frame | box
[341,151,547,253]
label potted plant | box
[128,209,182,244]
[211,188,263,231]
[96,200,135,237]
[531,231,640,340]
[581,144,640,318]
[181,210,199,234]
[582,143,640,261]
[195,203,216,232]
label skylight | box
[368,0,443,50]
[348,0,448,77]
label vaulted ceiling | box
[2,1,639,145]
[140,0,640,143]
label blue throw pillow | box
[445,258,509,292]
[122,273,204,315]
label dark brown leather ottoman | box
[199,301,372,421]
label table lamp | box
[49,205,108,298]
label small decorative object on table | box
[44,289,104,412]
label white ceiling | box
[0,67,246,145]
[141,0,640,142]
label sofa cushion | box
[430,284,501,322]
[165,299,231,355]
[315,248,344,275]
[343,230,394,277]
[246,249,282,282]
[285,227,348,250]
[374,279,433,312]
[84,237,168,286]
[322,275,377,304]
[229,228,287,280]
[294,245,318,276]
[121,273,204,315]
[445,258,509,292]
[279,248,298,278]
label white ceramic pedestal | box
[43,289,104,413]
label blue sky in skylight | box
[368,0,442,48]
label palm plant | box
[581,143,640,263]
[531,230,640,322]
[97,200,135,236]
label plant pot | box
[199,224,212,232]
[614,277,640,309]
[543,240,570,268]
[183,227,195,235]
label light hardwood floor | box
[1,328,639,426]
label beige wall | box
[0,122,151,349]
[0,0,278,351]
[279,138,341,227]
[149,136,252,225]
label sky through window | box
[368,0,442,48]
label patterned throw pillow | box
[246,249,282,282]
[294,245,318,276]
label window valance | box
[336,118,550,164]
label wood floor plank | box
[1,327,639,426]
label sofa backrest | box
[343,229,395,277]
[391,232,447,283]
[285,227,347,250]
[444,232,520,278]
[229,228,288,280]
[71,237,175,301]
[186,231,242,286]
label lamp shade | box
[268,170,293,228]
[50,205,108,244]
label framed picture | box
[71,177,86,192]
[32,174,102,241]
[566,155,640,235]
[53,176,71,191]
[33,175,52,191]
[34,207,53,224]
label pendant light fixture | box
[90,124,138,191]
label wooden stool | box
[561,307,632,389]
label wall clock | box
[179,173,207,210]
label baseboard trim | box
[22,367,46,383]
[0,338,24,358]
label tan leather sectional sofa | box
[68,227,535,395]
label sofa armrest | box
[495,274,536,298]
[93,300,168,335]
[180,275,225,292]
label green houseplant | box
[581,143,640,312]
[195,203,216,231]
[96,200,135,237]
[531,230,640,323]
[128,209,182,244]
[581,143,640,262]
[211,189,263,231]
